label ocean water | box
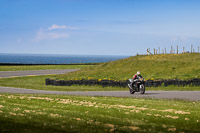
[0,53,128,64]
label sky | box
[0,0,200,56]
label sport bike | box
[127,76,145,94]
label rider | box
[133,71,142,80]
[131,71,143,88]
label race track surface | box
[1,69,200,101]
[0,69,78,78]
[0,86,200,101]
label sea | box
[0,53,128,64]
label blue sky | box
[1,0,200,56]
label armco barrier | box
[46,78,200,87]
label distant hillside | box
[56,53,200,80]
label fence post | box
[183,47,185,53]
[165,48,166,54]
[147,48,151,55]
[154,48,155,55]
[191,44,193,53]
[171,46,173,54]
[177,45,178,54]
[198,46,199,53]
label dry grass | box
[0,94,199,132]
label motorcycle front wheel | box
[128,84,135,94]
[129,88,135,94]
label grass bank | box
[0,75,200,91]
[0,64,92,71]
[0,94,199,133]
[56,53,200,81]
[0,76,124,91]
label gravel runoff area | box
[0,86,200,101]
[0,69,78,78]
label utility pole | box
[165,48,166,54]
[154,48,155,55]
[183,47,185,53]
[198,46,199,53]
[159,47,160,54]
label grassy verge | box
[55,53,200,81]
[0,75,200,91]
[0,75,124,91]
[0,93,199,132]
[0,64,93,71]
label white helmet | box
[136,71,141,75]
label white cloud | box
[48,24,79,31]
[48,24,67,30]
[34,28,68,42]
[34,24,79,42]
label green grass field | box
[0,94,199,133]
[0,64,92,71]
[0,75,200,91]
[55,53,200,81]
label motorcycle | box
[127,76,145,94]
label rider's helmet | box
[136,71,141,76]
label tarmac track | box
[0,86,200,101]
[0,69,78,78]
[0,69,200,101]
